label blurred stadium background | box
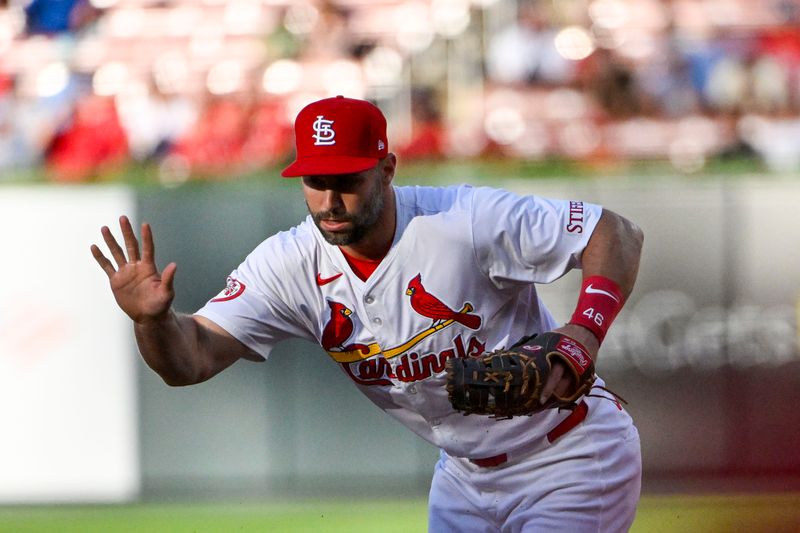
[1,0,799,531]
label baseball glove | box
[445,332,596,418]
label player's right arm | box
[91,216,262,386]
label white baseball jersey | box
[196,184,604,460]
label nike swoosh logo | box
[585,284,620,303]
[316,272,343,286]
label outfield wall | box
[2,177,798,502]
[0,187,139,503]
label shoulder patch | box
[210,276,246,302]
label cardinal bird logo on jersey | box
[405,274,481,330]
[320,299,373,354]
[322,281,485,387]
[321,300,355,351]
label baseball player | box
[92,96,644,532]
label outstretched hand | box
[91,215,177,324]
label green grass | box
[0,500,424,533]
[631,493,800,533]
[0,493,798,532]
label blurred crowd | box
[0,0,799,184]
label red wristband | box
[569,276,624,343]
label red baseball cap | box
[281,95,388,177]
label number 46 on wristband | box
[569,276,624,343]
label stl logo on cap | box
[312,115,335,146]
[281,96,388,177]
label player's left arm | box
[543,208,644,401]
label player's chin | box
[319,227,357,246]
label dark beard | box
[310,185,384,246]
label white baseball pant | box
[428,399,642,532]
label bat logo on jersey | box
[312,115,336,145]
[210,276,246,302]
[405,274,482,329]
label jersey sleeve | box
[194,241,315,360]
[470,186,602,287]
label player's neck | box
[339,189,396,261]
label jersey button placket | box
[364,295,381,326]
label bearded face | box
[304,170,385,246]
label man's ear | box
[381,153,397,185]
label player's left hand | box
[539,324,599,405]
